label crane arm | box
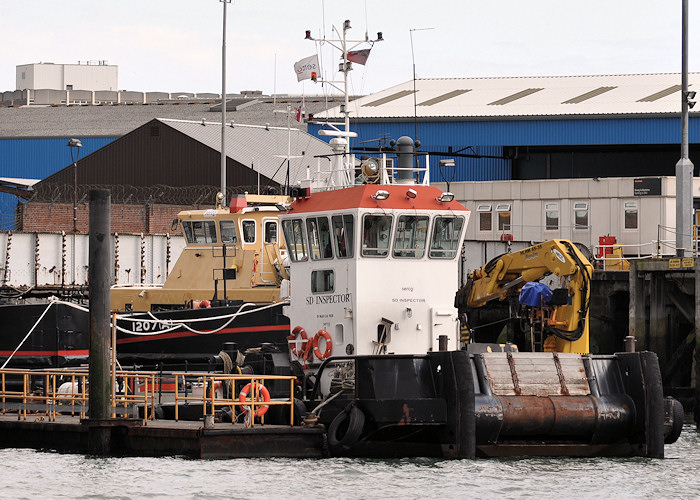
[456,239,594,353]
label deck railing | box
[0,368,157,424]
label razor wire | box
[26,183,285,206]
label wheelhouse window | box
[307,216,333,260]
[281,219,307,262]
[219,220,238,244]
[545,203,559,231]
[332,214,354,258]
[362,214,392,257]
[393,215,429,258]
[477,204,492,231]
[496,204,511,231]
[182,220,217,244]
[311,269,334,293]
[429,216,465,259]
[241,220,256,243]
[574,202,589,230]
[264,220,278,243]
[624,201,638,229]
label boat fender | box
[328,403,365,451]
[288,326,309,357]
[313,329,333,360]
[664,396,684,444]
[238,382,270,417]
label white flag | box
[294,54,319,82]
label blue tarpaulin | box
[519,282,552,307]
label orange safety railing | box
[0,368,157,424]
[172,372,296,426]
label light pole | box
[220,0,232,207]
[67,138,83,233]
[676,0,695,257]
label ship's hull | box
[0,302,289,369]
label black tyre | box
[328,404,365,451]
[664,397,684,444]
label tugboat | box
[257,20,683,458]
[0,193,292,370]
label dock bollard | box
[624,336,637,352]
[438,335,449,351]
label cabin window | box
[241,220,256,243]
[574,202,589,230]
[332,214,354,258]
[430,216,465,258]
[281,219,307,262]
[219,220,238,244]
[264,220,278,244]
[306,216,333,260]
[477,204,492,231]
[624,201,638,229]
[182,220,217,244]
[393,215,429,258]
[545,203,559,231]
[311,269,334,293]
[496,204,511,231]
[362,214,393,257]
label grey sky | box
[2,1,698,96]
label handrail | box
[0,368,157,424]
[172,372,296,427]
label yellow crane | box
[455,239,594,353]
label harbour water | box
[0,425,698,499]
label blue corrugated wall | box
[0,137,116,229]
[309,116,700,182]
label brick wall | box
[17,201,192,234]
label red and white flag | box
[346,48,371,65]
[295,106,304,122]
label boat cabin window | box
[332,214,354,258]
[182,220,217,244]
[393,215,429,258]
[362,214,393,257]
[219,220,238,244]
[307,216,333,260]
[429,216,465,258]
[281,219,307,262]
[241,220,256,243]
[264,220,278,243]
[311,269,334,293]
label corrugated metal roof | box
[313,73,700,120]
[159,119,333,185]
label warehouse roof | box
[313,73,700,121]
[157,118,333,186]
[0,97,342,137]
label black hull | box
[0,302,289,369]
[310,350,678,459]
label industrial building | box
[309,73,700,258]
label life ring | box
[238,382,270,417]
[313,329,333,360]
[288,326,309,357]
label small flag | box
[295,106,303,122]
[346,49,371,65]
[294,54,319,82]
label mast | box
[305,20,383,184]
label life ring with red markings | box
[313,329,333,360]
[238,382,270,417]
[288,326,309,357]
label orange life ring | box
[313,329,333,360]
[238,382,270,417]
[288,326,309,357]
